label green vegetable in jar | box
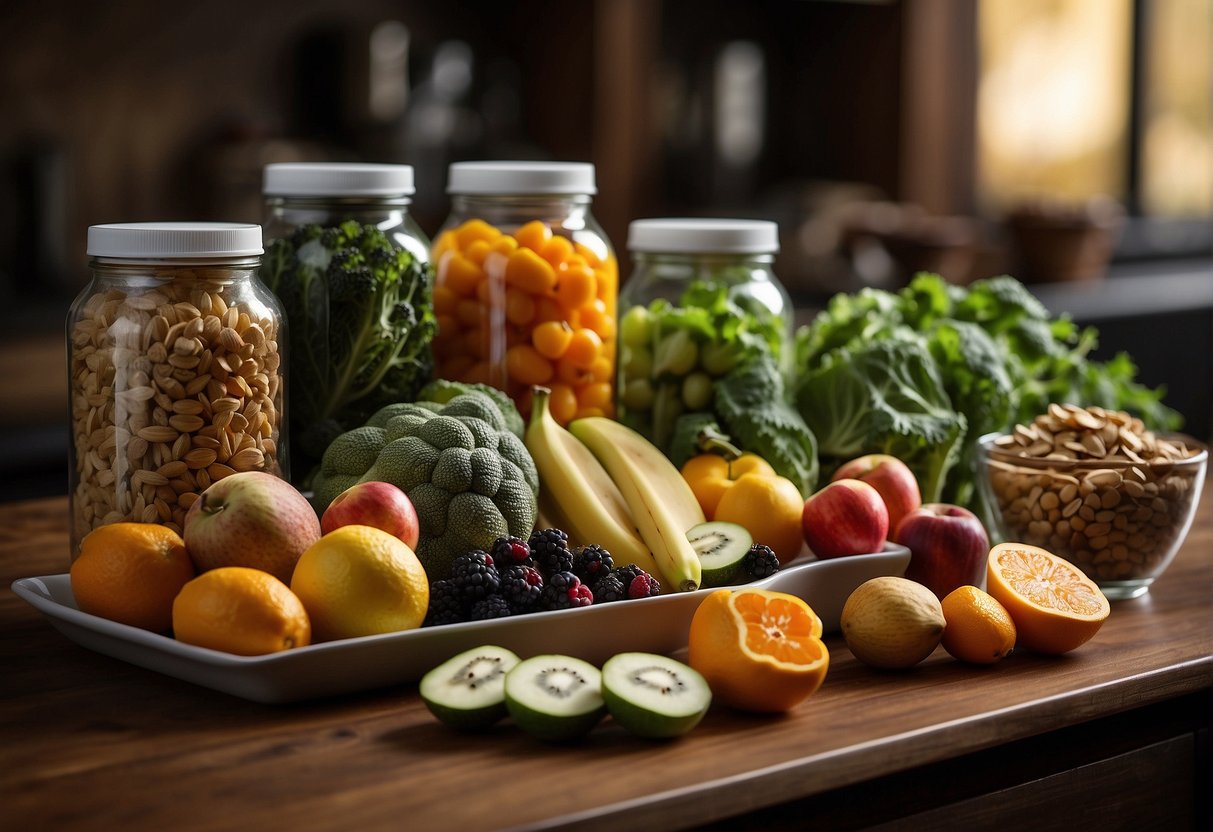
[262,220,438,483]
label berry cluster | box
[422,529,663,627]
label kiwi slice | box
[687,521,753,587]
[504,654,605,742]
[420,645,520,730]
[602,652,712,739]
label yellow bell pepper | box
[681,450,778,520]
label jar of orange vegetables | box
[431,161,617,425]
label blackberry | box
[450,550,501,601]
[627,571,661,600]
[742,544,781,580]
[613,564,662,597]
[571,544,614,585]
[468,594,512,621]
[528,528,573,575]
[591,572,626,604]
[538,570,582,611]
[423,580,467,627]
[490,535,534,571]
[500,565,544,614]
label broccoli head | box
[313,391,538,580]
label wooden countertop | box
[2,491,1211,830]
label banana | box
[524,388,661,578]
[568,416,705,592]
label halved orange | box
[986,543,1110,655]
[687,588,829,713]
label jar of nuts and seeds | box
[67,222,286,557]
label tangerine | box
[172,566,311,655]
[688,588,829,712]
[70,522,196,632]
[940,585,1017,665]
[986,543,1110,655]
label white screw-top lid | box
[263,162,416,196]
[87,223,264,258]
[627,218,780,254]
[447,161,597,195]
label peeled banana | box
[568,416,704,592]
[524,387,662,579]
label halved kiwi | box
[687,521,754,587]
[602,652,712,739]
[504,654,605,742]
[420,644,520,730]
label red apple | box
[801,479,890,559]
[321,481,420,548]
[832,454,922,534]
[894,503,990,600]
[184,471,322,584]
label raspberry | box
[490,536,534,571]
[614,564,662,598]
[627,571,660,599]
[571,544,614,585]
[570,583,593,607]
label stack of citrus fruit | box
[70,520,431,656]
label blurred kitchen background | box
[1,0,1210,499]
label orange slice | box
[986,543,1110,655]
[687,588,829,713]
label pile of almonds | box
[70,275,283,548]
[986,403,1203,583]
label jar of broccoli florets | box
[431,161,617,426]
[260,163,437,484]
[617,219,792,452]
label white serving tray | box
[12,544,908,704]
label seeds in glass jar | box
[69,279,284,547]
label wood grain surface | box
[2,491,1210,831]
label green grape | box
[653,329,699,377]
[621,378,655,411]
[701,341,739,376]
[622,344,654,379]
[619,305,654,349]
[680,372,714,411]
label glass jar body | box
[616,251,793,450]
[260,195,436,481]
[66,258,286,555]
[431,194,618,425]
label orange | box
[290,525,430,642]
[70,522,196,632]
[714,473,805,563]
[986,543,1110,655]
[940,585,1017,665]
[172,566,311,655]
[688,588,829,712]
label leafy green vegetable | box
[312,390,537,579]
[794,339,966,504]
[262,221,437,482]
[667,353,819,497]
[794,272,1179,512]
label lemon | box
[290,525,430,642]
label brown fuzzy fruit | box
[841,576,946,669]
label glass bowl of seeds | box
[978,403,1207,600]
